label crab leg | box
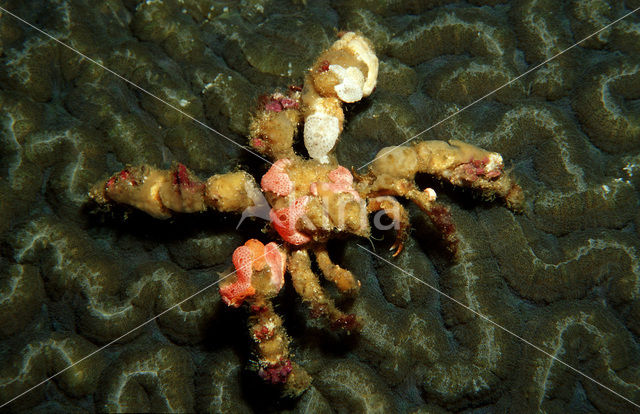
[358,176,458,255]
[404,189,458,255]
[369,140,524,211]
[288,249,361,332]
[246,296,311,397]
[217,240,310,395]
[249,90,302,161]
[313,245,361,294]
[416,140,524,210]
[366,196,410,257]
[89,163,261,219]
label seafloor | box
[1,0,640,413]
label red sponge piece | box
[219,245,256,307]
[328,166,353,186]
[270,196,311,245]
[261,159,293,196]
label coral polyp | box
[89,32,522,396]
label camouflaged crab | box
[89,32,523,396]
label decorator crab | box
[89,32,523,396]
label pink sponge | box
[264,242,286,290]
[328,166,353,186]
[270,196,311,245]
[219,245,256,307]
[219,240,287,306]
[309,166,360,199]
[261,159,293,196]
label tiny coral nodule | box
[89,32,523,397]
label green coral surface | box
[1,0,640,412]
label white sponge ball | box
[304,112,340,164]
[329,64,365,103]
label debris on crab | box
[89,32,523,397]
[300,31,379,164]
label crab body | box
[263,159,369,245]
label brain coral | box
[1,0,640,413]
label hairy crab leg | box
[288,249,361,332]
[367,140,524,211]
[404,189,458,255]
[359,140,524,255]
[246,296,311,397]
[366,196,410,257]
[218,240,311,395]
[249,90,302,161]
[359,178,458,255]
[415,140,525,210]
[89,163,262,218]
[312,245,361,294]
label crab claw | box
[389,228,408,257]
[390,238,404,257]
[367,196,409,257]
